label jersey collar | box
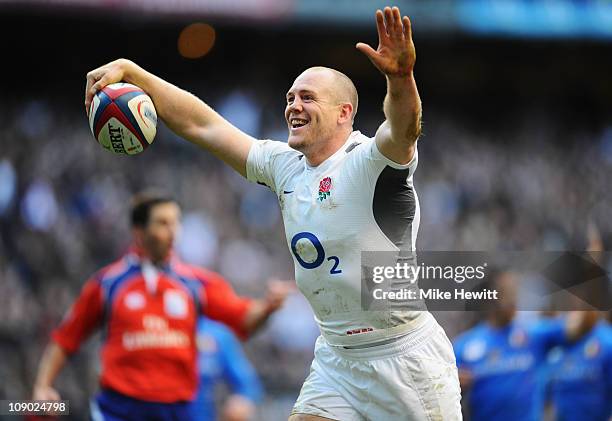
[125,243,176,271]
[305,131,361,172]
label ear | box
[338,103,353,124]
[132,227,145,246]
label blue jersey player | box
[546,311,612,421]
[453,272,591,421]
[192,317,263,421]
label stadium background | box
[0,0,611,419]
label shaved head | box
[301,66,358,120]
[285,66,358,165]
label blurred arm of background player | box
[221,396,257,421]
[32,341,66,401]
[32,280,294,402]
[356,6,421,165]
[242,280,295,333]
[565,310,600,340]
[214,321,264,421]
[84,60,255,177]
[564,221,606,340]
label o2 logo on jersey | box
[291,232,342,274]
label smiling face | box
[285,67,356,163]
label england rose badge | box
[318,177,332,202]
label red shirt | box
[52,249,253,403]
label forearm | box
[34,342,68,389]
[121,60,251,174]
[122,61,224,144]
[241,300,275,335]
[383,73,422,146]
[222,395,256,421]
[565,310,599,341]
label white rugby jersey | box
[247,131,426,346]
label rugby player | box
[84,7,462,420]
[453,271,599,421]
[545,312,612,420]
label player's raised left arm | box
[357,6,421,165]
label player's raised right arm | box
[84,59,254,177]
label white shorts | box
[291,314,462,421]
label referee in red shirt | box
[32,193,290,420]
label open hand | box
[264,279,296,313]
[356,7,416,78]
[33,385,61,401]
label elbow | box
[405,118,422,145]
[408,107,423,143]
[394,118,421,147]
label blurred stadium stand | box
[0,1,611,419]
[3,0,612,37]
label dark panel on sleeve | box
[372,166,415,249]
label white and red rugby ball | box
[88,82,157,155]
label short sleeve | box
[52,278,104,354]
[246,139,296,194]
[216,325,264,402]
[345,135,419,190]
[370,137,419,174]
[198,270,253,340]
